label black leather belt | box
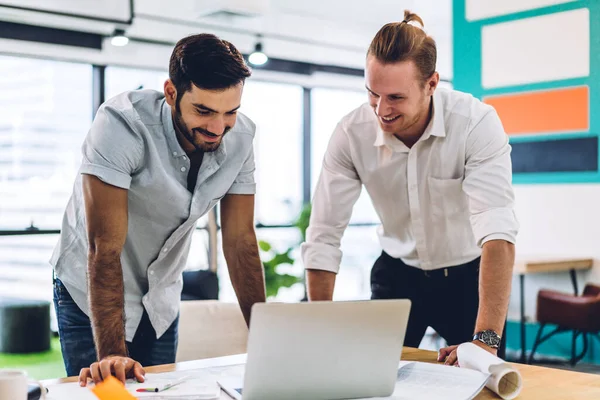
[419,259,480,279]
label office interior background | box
[0,0,599,378]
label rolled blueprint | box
[457,342,523,399]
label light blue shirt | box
[50,90,256,340]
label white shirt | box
[302,87,519,273]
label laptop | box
[218,299,411,400]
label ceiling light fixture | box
[110,28,129,47]
[248,38,268,66]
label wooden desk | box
[513,257,594,363]
[43,347,600,399]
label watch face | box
[481,330,501,346]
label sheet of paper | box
[357,361,490,400]
[127,372,220,399]
[215,361,489,400]
[45,361,245,400]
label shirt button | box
[172,151,177,156]
[183,156,187,160]
[149,270,155,275]
[181,167,186,172]
[163,247,168,252]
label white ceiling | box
[0,0,453,78]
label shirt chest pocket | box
[427,176,466,218]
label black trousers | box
[370,251,506,359]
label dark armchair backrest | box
[582,283,600,298]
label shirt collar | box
[422,89,446,140]
[373,89,446,152]
[162,97,185,158]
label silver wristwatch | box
[473,330,501,349]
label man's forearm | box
[224,234,266,326]
[475,240,515,335]
[306,269,336,301]
[88,253,127,360]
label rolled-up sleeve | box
[463,108,519,247]
[79,105,143,189]
[301,121,362,274]
[227,145,256,195]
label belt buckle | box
[423,268,449,278]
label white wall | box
[509,184,600,321]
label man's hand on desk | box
[79,355,145,386]
[437,340,497,366]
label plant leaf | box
[258,240,271,252]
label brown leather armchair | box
[528,283,600,365]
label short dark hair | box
[169,33,251,103]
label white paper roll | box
[457,342,522,399]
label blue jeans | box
[53,278,179,377]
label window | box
[0,234,58,300]
[105,66,168,99]
[240,81,304,226]
[0,56,93,230]
[0,55,93,330]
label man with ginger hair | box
[302,10,518,365]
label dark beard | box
[172,109,224,153]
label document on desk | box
[368,344,523,400]
[359,361,490,400]
[126,372,221,399]
[45,363,245,400]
